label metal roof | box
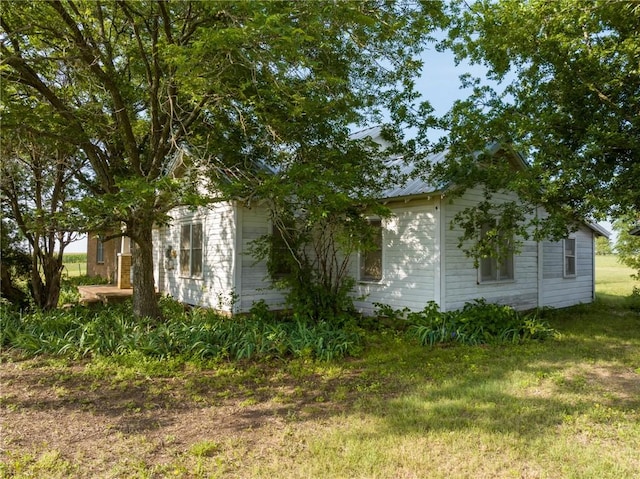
[349,125,385,141]
[351,127,611,238]
[587,222,610,238]
[349,126,449,200]
[380,149,449,200]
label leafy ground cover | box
[1,257,639,478]
[1,298,363,362]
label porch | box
[78,285,133,306]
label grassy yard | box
[62,253,87,278]
[1,259,639,478]
[595,254,637,297]
[62,262,87,277]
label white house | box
[152,129,608,315]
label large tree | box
[427,0,639,253]
[1,1,441,318]
[0,123,86,310]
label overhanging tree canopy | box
[429,0,639,251]
[1,0,442,318]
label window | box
[360,219,383,282]
[96,238,104,264]
[479,223,514,282]
[270,222,294,280]
[563,238,576,277]
[180,222,203,277]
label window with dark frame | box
[563,238,576,277]
[96,238,104,264]
[479,222,514,282]
[271,223,293,280]
[180,222,203,277]
[360,219,383,282]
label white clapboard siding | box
[154,203,237,312]
[152,226,164,295]
[153,188,598,315]
[541,226,595,308]
[237,205,287,312]
[353,199,439,315]
[442,188,539,311]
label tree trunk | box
[130,220,162,319]
[30,253,64,311]
[0,262,27,307]
[41,256,63,310]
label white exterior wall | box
[154,203,237,312]
[353,198,439,315]
[441,188,539,311]
[237,205,287,312]
[151,190,598,315]
[541,226,595,308]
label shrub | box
[376,299,555,347]
[63,275,111,287]
[627,286,640,312]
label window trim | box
[563,237,577,278]
[180,221,204,279]
[359,218,383,283]
[478,222,515,284]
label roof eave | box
[380,190,444,204]
[586,222,610,238]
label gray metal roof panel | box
[587,222,610,238]
[379,149,449,199]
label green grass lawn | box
[1,257,639,478]
[62,253,87,278]
[595,254,638,297]
[62,262,87,277]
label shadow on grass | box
[338,298,640,440]
[376,357,640,439]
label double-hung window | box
[360,219,383,282]
[180,222,203,277]
[479,222,514,282]
[563,238,576,277]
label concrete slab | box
[78,285,133,305]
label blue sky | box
[415,46,614,242]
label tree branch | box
[51,0,141,172]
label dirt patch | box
[4,352,638,477]
[582,365,640,404]
[538,362,640,407]
[0,355,364,477]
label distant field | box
[595,254,638,297]
[62,262,87,277]
[63,253,87,263]
[62,253,87,277]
